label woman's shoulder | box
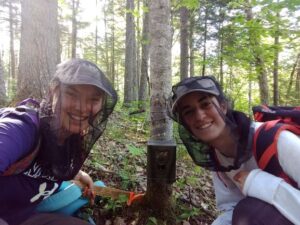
[0,107,39,128]
[251,121,264,131]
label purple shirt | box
[0,108,61,225]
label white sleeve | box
[211,172,244,225]
[0,218,8,225]
[277,130,300,187]
[243,169,300,225]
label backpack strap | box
[253,120,300,186]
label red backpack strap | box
[253,121,300,186]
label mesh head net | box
[167,76,253,172]
[37,59,117,180]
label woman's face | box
[52,84,104,134]
[178,92,227,144]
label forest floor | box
[82,106,218,225]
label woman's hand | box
[233,170,250,191]
[73,170,95,205]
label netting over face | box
[37,59,117,180]
[167,76,253,172]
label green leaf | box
[127,144,145,156]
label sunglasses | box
[171,76,220,102]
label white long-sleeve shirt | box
[211,122,300,225]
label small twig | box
[129,109,146,115]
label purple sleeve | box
[0,113,37,173]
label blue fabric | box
[36,180,105,216]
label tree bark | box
[138,0,150,109]
[296,58,300,101]
[145,0,174,222]
[0,54,6,106]
[124,0,138,106]
[273,6,280,106]
[286,53,300,101]
[244,0,269,104]
[189,14,195,77]
[8,0,16,80]
[180,6,189,80]
[71,0,79,58]
[17,0,59,101]
[111,0,116,87]
[201,5,208,76]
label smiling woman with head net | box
[0,59,117,225]
[167,75,299,225]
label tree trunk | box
[180,6,189,80]
[111,0,116,88]
[144,0,174,222]
[189,14,195,77]
[286,53,300,102]
[201,6,208,77]
[136,0,141,93]
[138,0,150,109]
[296,59,300,101]
[9,0,16,80]
[17,0,59,101]
[95,0,98,64]
[104,4,110,78]
[0,54,6,106]
[244,0,269,104]
[218,9,225,87]
[124,0,138,106]
[219,29,224,87]
[71,0,79,58]
[273,6,280,106]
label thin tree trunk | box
[0,54,6,106]
[104,15,110,77]
[244,0,269,104]
[95,0,98,64]
[189,14,195,77]
[144,0,174,222]
[71,0,79,58]
[180,6,189,80]
[201,6,208,76]
[111,0,116,87]
[9,0,16,80]
[296,60,300,101]
[273,6,280,106]
[136,0,141,92]
[138,0,150,109]
[286,53,300,101]
[110,0,118,87]
[218,9,225,87]
[124,0,137,106]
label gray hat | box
[53,58,115,98]
[170,76,220,113]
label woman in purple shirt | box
[0,59,117,225]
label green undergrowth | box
[83,103,217,224]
